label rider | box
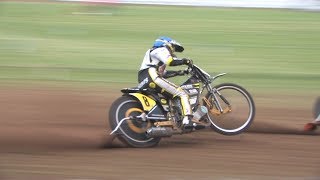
[137,36,195,131]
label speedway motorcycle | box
[109,63,255,148]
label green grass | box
[0,2,319,93]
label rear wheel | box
[109,96,161,148]
[205,83,255,135]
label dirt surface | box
[0,85,319,180]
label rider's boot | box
[181,115,193,132]
[182,116,207,131]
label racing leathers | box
[138,47,193,128]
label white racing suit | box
[138,47,192,118]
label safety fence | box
[57,0,320,10]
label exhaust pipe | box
[146,127,175,138]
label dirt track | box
[0,86,319,180]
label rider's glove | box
[182,58,193,66]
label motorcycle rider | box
[138,36,196,131]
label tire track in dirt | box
[248,121,320,135]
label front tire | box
[109,95,161,148]
[205,83,255,135]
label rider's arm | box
[168,57,192,66]
[162,70,184,79]
[153,48,191,67]
[152,48,191,79]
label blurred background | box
[0,0,319,93]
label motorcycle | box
[108,63,256,148]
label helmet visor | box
[171,41,184,52]
[173,44,184,52]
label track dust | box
[0,86,319,179]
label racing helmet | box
[153,36,184,53]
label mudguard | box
[127,93,167,120]
[129,93,157,111]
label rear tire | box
[109,95,161,148]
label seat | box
[121,87,141,93]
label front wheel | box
[109,95,161,148]
[205,83,255,135]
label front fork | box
[203,88,232,115]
